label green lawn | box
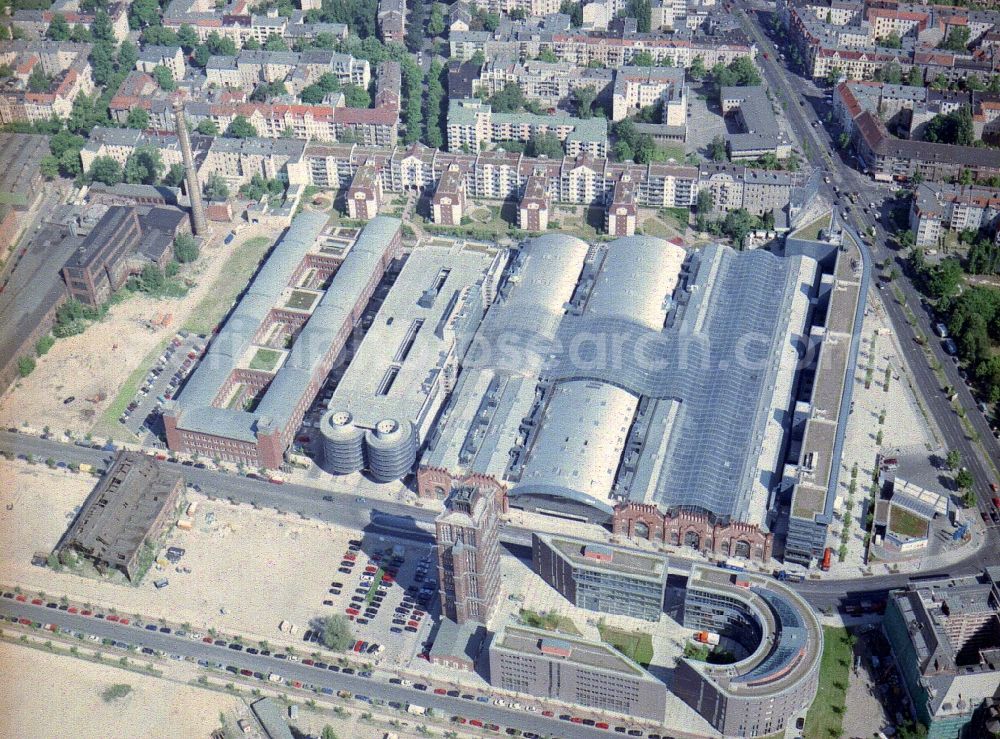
[249,347,281,371]
[803,627,853,739]
[889,506,929,539]
[598,624,654,667]
[519,609,581,636]
[658,144,686,162]
[182,236,273,335]
[791,212,831,242]
[285,289,318,311]
[91,336,172,442]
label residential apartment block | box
[204,50,370,94]
[910,182,1000,247]
[447,98,609,156]
[0,41,93,125]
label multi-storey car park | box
[163,214,402,468]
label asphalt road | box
[0,599,624,739]
[3,430,996,613]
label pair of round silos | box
[319,410,416,482]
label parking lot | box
[301,536,437,665]
[120,332,206,442]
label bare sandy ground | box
[0,640,239,739]
[0,222,281,437]
[0,461,399,649]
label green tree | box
[117,40,138,71]
[965,74,984,91]
[573,85,597,119]
[697,188,713,213]
[174,234,199,263]
[88,156,123,186]
[423,60,445,149]
[955,468,974,490]
[709,134,727,161]
[427,3,446,36]
[152,65,175,91]
[906,66,923,86]
[527,132,564,159]
[17,355,36,377]
[128,0,160,29]
[70,24,92,42]
[91,10,115,42]
[225,115,257,138]
[321,726,339,739]
[630,50,655,67]
[317,615,353,651]
[941,26,970,52]
[27,65,51,93]
[880,31,902,49]
[141,25,179,47]
[825,65,843,86]
[264,33,288,51]
[162,163,185,187]
[124,145,164,185]
[560,0,583,27]
[125,107,150,130]
[626,0,651,33]
[342,84,369,108]
[177,24,199,52]
[46,13,70,41]
[946,449,962,471]
[40,155,60,180]
[489,82,525,113]
[204,172,229,200]
[195,119,219,135]
[689,56,706,81]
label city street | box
[2,430,996,613]
[0,599,629,739]
[736,2,1000,522]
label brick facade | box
[612,502,772,563]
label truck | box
[695,631,721,646]
[721,558,746,572]
[821,547,832,571]
[407,704,426,716]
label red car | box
[291,681,302,689]
[80,609,92,616]
[107,614,119,622]
[31,598,42,605]
[240,669,252,676]
[596,722,610,730]
[353,640,364,652]
[434,688,447,695]
[346,607,360,616]
[303,659,314,666]
[542,711,554,717]
[470,720,483,728]
[119,618,130,625]
[14,595,26,603]
[18,618,30,625]
[364,565,377,574]
[992,497,1000,509]
[407,620,419,628]
[203,637,213,643]
[343,553,357,561]
[67,607,77,614]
